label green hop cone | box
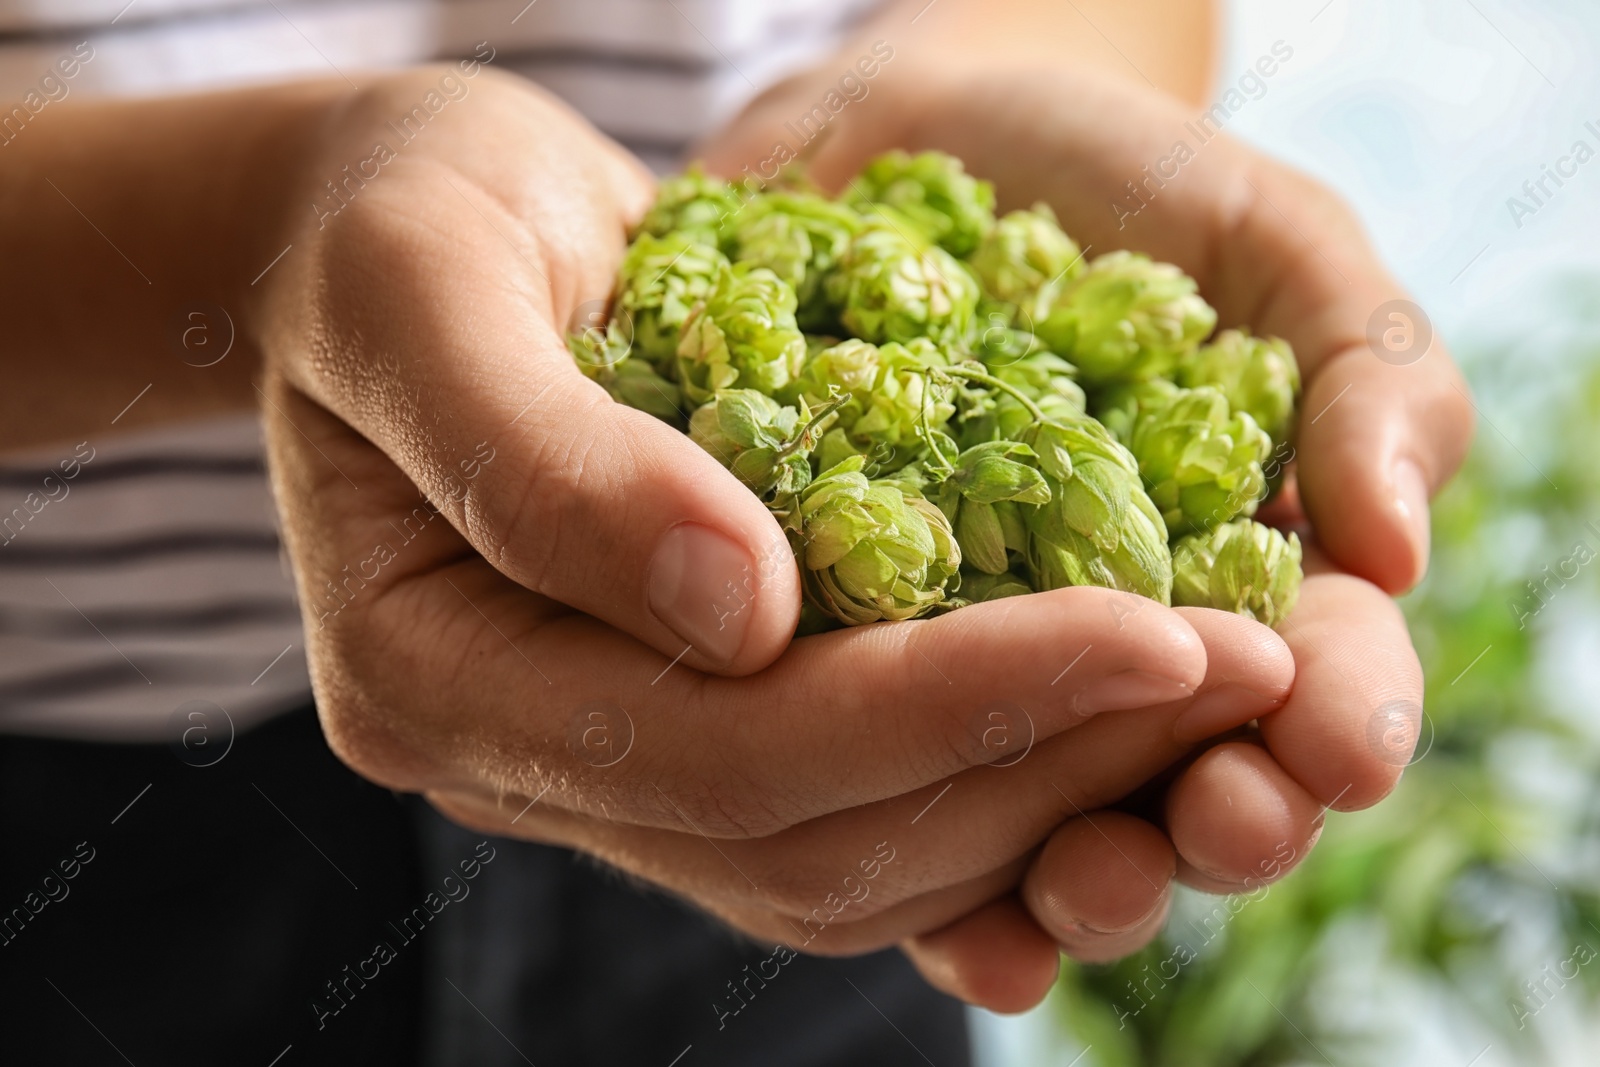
[845,149,996,257]
[1021,418,1173,603]
[675,263,807,408]
[1172,519,1303,628]
[688,388,829,500]
[935,441,1051,575]
[795,455,961,625]
[957,332,1087,448]
[1112,382,1274,537]
[613,232,729,373]
[968,203,1084,325]
[635,163,746,251]
[827,210,981,347]
[1179,329,1301,449]
[731,192,861,331]
[567,330,683,426]
[954,569,1034,604]
[795,337,955,473]
[1036,250,1217,386]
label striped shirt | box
[0,0,878,740]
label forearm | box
[0,80,341,453]
[853,0,1219,107]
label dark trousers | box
[0,707,971,1066]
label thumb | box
[272,170,800,676]
[491,368,803,675]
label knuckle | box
[313,683,432,792]
[481,387,608,586]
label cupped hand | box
[251,67,1305,1012]
[701,59,1459,989]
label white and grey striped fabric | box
[0,0,879,740]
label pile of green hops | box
[570,152,1304,631]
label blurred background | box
[977,0,1600,1063]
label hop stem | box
[774,391,850,463]
[939,365,1050,424]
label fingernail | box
[1172,683,1289,744]
[1393,460,1431,581]
[648,523,757,667]
[1062,890,1169,937]
[1071,670,1194,717]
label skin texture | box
[0,0,1469,1017]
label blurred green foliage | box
[1053,284,1600,1066]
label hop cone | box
[957,333,1087,448]
[1021,418,1173,603]
[1179,329,1301,449]
[795,456,961,625]
[567,324,684,425]
[731,192,861,330]
[845,150,996,257]
[1037,251,1217,386]
[635,164,745,251]
[688,388,820,500]
[675,264,807,407]
[968,203,1083,325]
[935,441,1051,575]
[795,338,954,473]
[1172,519,1303,628]
[828,210,980,347]
[955,569,1034,604]
[1109,382,1273,537]
[614,233,729,373]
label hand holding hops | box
[570,150,1306,632]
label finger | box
[1168,607,1294,744]
[1203,159,1473,594]
[1022,812,1175,963]
[1256,567,1425,812]
[900,896,1061,1014]
[271,78,800,676]
[424,695,1204,927]
[273,374,1220,834]
[1295,344,1474,592]
[1165,740,1322,891]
